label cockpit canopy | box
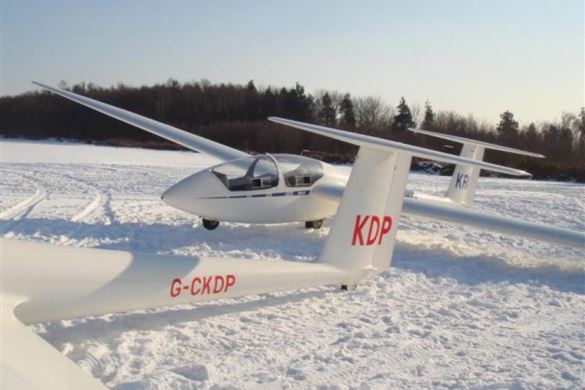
[211,155,279,191]
[274,154,324,187]
[211,154,324,192]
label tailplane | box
[409,127,543,206]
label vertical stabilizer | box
[445,144,484,206]
[318,148,409,282]
[372,152,411,270]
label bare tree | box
[410,103,422,126]
[354,96,391,132]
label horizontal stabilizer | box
[268,117,531,177]
[32,82,249,162]
[409,127,544,158]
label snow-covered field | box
[1,139,584,389]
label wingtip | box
[515,169,532,177]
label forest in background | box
[1,79,584,181]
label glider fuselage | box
[162,153,345,223]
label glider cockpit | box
[211,155,280,191]
[273,154,325,188]
[210,154,324,192]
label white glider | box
[31,82,583,247]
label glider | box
[31,82,582,247]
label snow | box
[1,139,584,389]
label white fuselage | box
[162,154,346,223]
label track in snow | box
[0,170,47,220]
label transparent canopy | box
[211,155,279,191]
[211,154,324,191]
[274,154,324,188]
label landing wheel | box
[202,219,220,230]
[305,219,324,229]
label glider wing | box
[268,117,530,177]
[408,127,544,158]
[33,82,249,162]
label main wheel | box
[305,219,324,229]
[202,219,220,230]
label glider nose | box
[161,170,225,213]
[161,178,194,211]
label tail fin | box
[317,148,411,283]
[446,143,485,206]
[269,117,530,278]
[409,128,543,207]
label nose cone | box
[162,170,225,213]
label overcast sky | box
[2,0,583,124]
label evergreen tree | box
[543,124,562,160]
[496,110,519,145]
[282,82,313,121]
[339,93,356,128]
[523,123,539,144]
[246,80,257,93]
[391,97,415,131]
[318,92,337,126]
[421,100,434,130]
[260,88,277,117]
[243,80,259,120]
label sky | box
[1,0,583,124]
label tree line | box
[1,79,584,181]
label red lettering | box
[379,216,393,244]
[190,277,201,295]
[352,215,369,246]
[213,276,225,294]
[170,278,182,297]
[351,214,394,246]
[202,276,212,294]
[366,216,380,245]
[225,274,236,292]
[172,274,237,298]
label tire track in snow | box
[56,171,113,224]
[1,166,112,226]
[0,171,47,221]
[68,178,113,224]
[71,192,104,222]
